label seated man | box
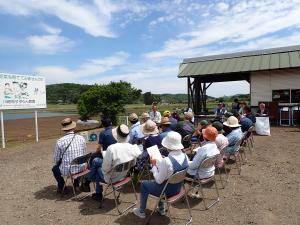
[140,112,150,124]
[223,116,244,154]
[159,117,172,139]
[187,126,220,179]
[192,120,209,143]
[163,110,177,130]
[234,113,253,132]
[52,118,86,194]
[133,132,189,218]
[97,117,117,151]
[175,112,195,147]
[244,106,256,124]
[128,113,144,146]
[84,124,142,201]
[256,103,269,116]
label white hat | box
[112,124,129,143]
[141,120,159,135]
[223,116,241,128]
[162,131,184,151]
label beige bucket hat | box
[141,120,159,135]
[223,116,241,128]
[112,124,130,143]
[61,118,76,131]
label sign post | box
[1,111,5,148]
[0,73,46,148]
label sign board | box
[0,73,46,110]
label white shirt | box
[151,150,189,184]
[187,141,220,179]
[102,143,142,183]
[149,110,162,123]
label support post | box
[35,110,39,142]
[1,111,5,148]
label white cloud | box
[35,52,129,83]
[145,0,300,59]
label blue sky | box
[1,0,300,97]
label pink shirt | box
[215,134,229,151]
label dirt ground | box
[0,127,299,225]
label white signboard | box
[0,73,46,110]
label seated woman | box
[135,120,162,172]
[133,131,189,218]
[192,120,209,143]
[256,103,269,116]
[187,126,220,179]
[223,116,243,154]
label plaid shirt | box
[53,131,87,176]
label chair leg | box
[198,184,207,210]
[71,177,77,197]
[217,167,225,189]
[112,186,121,214]
[184,191,193,225]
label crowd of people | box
[52,100,261,219]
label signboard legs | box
[35,110,39,142]
[1,111,5,148]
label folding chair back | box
[200,155,219,169]
[167,169,187,185]
[110,159,135,178]
[70,152,92,166]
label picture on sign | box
[0,73,46,110]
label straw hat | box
[162,131,184,151]
[112,124,129,143]
[163,110,171,117]
[202,126,218,141]
[141,112,150,119]
[129,113,138,122]
[61,118,76,131]
[141,120,159,135]
[223,116,241,128]
[160,117,171,125]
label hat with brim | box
[141,112,150,119]
[160,117,171,125]
[112,124,129,143]
[223,116,241,128]
[162,131,184,151]
[141,120,159,135]
[61,118,76,131]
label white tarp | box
[0,73,46,110]
[255,117,271,136]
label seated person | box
[163,110,177,130]
[52,118,86,194]
[223,116,244,154]
[192,120,209,143]
[133,131,189,218]
[244,106,256,124]
[238,101,247,115]
[97,117,117,152]
[136,120,162,171]
[234,112,253,132]
[231,98,240,114]
[128,113,144,149]
[212,121,229,151]
[187,126,220,179]
[175,112,195,147]
[140,112,150,124]
[215,103,227,117]
[83,124,141,201]
[256,103,269,116]
[159,117,172,139]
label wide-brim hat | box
[112,124,129,143]
[160,117,171,125]
[162,131,184,151]
[223,116,241,128]
[141,112,150,119]
[61,118,77,131]
[141,120,159,135]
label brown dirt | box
[0,127,299,225]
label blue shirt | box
[159,127,172,139]
[225,127,243,153]
[246,113,256,123]
[240,117,253,132]
[169,117,178,130]
[98,126,117,150]
[129,121,144,144]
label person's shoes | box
[91,193,103,201]
[133,208,146,219]
[157,202,166,216]
[80,183,91,192]
[57,187,69,195]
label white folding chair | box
[147,170,192,225]
[185,155,220,210]
[100,159,137,215]
[225,137,245,175]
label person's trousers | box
[86,157,105,193]
[52,165,79,190]
[139,180,180,213]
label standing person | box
[223,116,243,154]
[133,131,189,218]
[52,118,86,194]
[128,113,144,145]
[214,103,227,117]
[163,110,177,130]
[231,98,240,114]
[238,101,247,115]
[149,103,162,124]
[83,124,142,201]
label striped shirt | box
[53,131,87,176]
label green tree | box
[77,81,141,124]
[143,92,161,105]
